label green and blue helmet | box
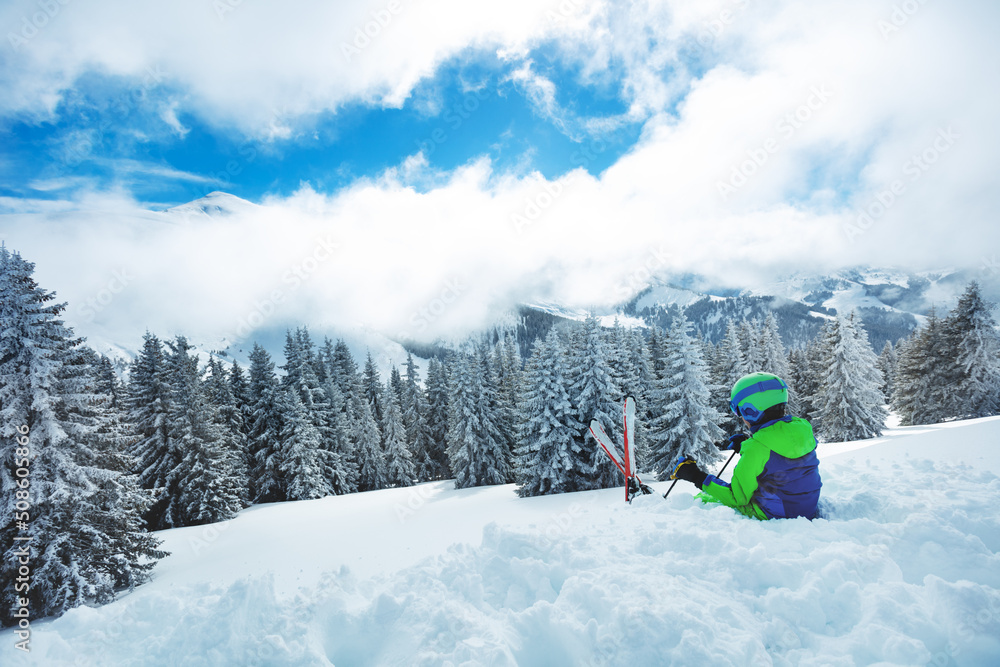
[729,372,788,423]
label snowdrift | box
[5,418,1000,666]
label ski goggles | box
[729,378,787,421]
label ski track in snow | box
[5,419,1000,666]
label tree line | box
[2,242,998,625]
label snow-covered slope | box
[7,417,1000,666]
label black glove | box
[719,433,749,454]
[667,456,708,489]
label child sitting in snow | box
[667,372,822,520]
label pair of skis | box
[589,396,653,503]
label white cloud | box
[2,0,998,345]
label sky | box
[1,0,998,347]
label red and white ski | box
[589,420,625,475]
[589,397,653,503]
[623,395,637,501]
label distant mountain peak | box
[165,191,258,219]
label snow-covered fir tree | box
[354,394,387,492]
[126,332,174,524]
[943,281,1000,419]
[814,314,887,442]
[158,336,244,527]
[402,353,437,482]
[515,329,587,496]
[275,388,335,500]
[246,343,286,502]
[362,352,385,424]
[738,319,764,372]
[647,314,723,478]
[447,351,510,489]
[389,365,405,405]
[382,384,416,487]
[710,320,747,435]
[204,356,250,505]
[492,336,524,482]
[283,329,356,495]
[877,341,898,400]
[566,315,620,489]
[0,247,164,625]
[892,309,952,426]
[424,356,452,478]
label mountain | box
[163,191,259,220]
[7,415,1000,665]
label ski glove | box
[721,433,749,453]
[667,456,708,489]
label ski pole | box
[663,451,737,500]
[717,450,737,478]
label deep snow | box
[5,417,1000,666]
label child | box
[668,372,822,520]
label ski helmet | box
[729,372,788,423]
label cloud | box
[2,0,998,346]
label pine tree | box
[892,309,952,426]
[0,248,164,625]
[566,315,620,489]
[943,281,1000,419]
[797,321,835,425]
[158,336,244,527]
[362,352,385,424]
[447,352,510,488]
[389,365,405,405]
[647,314,723,478]
[515,329,587,496]
[354,394,387,492]
[492,336,524,481]
[229,360,254,492]
[759,313,797,415]
[382,384,416,487]
[276,388,335,500]
[283,329,355,494]
[204,356,250,505]
[710,320,749,435]
[877,341,898,400]
[402,353,437,482]
[331,339,363,400]
[424,356,452,478]
[127,332,174,523]
[247,344,286,502]
[738,319,764,372]
[815,314,888,442]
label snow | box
[164,192,259,220]
[633,284,707,311]
[6,417,1000,666]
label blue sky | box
[2,45,644,206]
[0,0,996,346]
